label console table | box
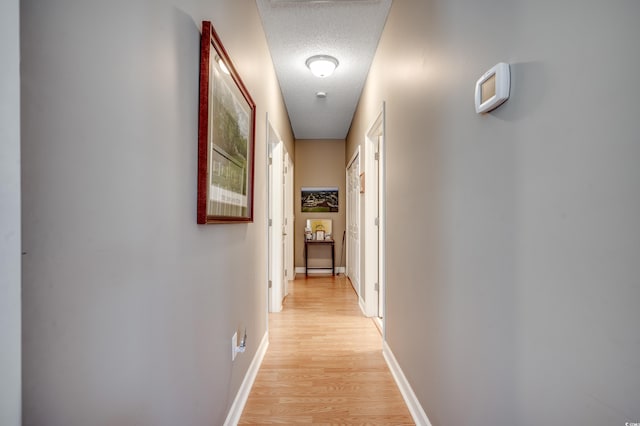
[304,239,335,276]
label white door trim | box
[266,116,286,313]
[284,153,294,295]
[346,147,361,297]
[362,104,386,337]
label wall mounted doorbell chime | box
[475,62,510,113]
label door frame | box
[266,115,291,313]
[362,104,386,333]
[346,147,361,298]
[283,151,294,296]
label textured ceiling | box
[256,0,392,139]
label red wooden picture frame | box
[197,21,256,224]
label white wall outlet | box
[231,332,237,361]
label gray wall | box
[348,0,640,424]
[20,0,293,425]
[0,0,21,424]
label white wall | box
[348,0,640,424]
[20,1,292,425]
[0,0,21,424]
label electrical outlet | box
[232,332,237,361]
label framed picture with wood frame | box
[301,187,339,213]
[197,21,256,224]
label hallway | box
[7,1,640,425]
[239,275,414,425]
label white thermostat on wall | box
[475,62,510,113]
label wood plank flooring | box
[239,275,414,425]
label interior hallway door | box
[346,149,361,298]
[267,116,290,313]
[283,152,294,296]
[362,105,385,321]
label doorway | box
[346,148,361,298]
[347,104,386,328]
[266,116,293,313]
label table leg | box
[332,242,335,275]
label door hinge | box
[375,152,380,161]
[269,219,273,226]
[374,282,379,291]
[269,157,273,165]
[375,217,379,226]
[284,269,288,277]
[268,280,273,289]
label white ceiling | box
[256,0,392,139]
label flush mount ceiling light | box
[305,55,339,78]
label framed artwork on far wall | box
[197,21,256,224]
[301,187,339,213]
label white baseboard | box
[294,267,346,274]
[358,298,367,316]
[382,340,432,426]
[223,331,269,426]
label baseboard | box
[294,267,346,274]
[358,298,367,316]
[223,331,269,426]
[382,340,432,426]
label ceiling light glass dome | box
[305,55,339,78]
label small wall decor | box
[306,219,333,240]
[197,21,256,224]
[301,187,339,212]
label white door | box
[346,149,361,297]
[284,153,294,292]
[363,133,379,317]
[363,106,385,320]
[376,135,384,319]
[268,136,285,312]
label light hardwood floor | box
[239,274,414,425]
